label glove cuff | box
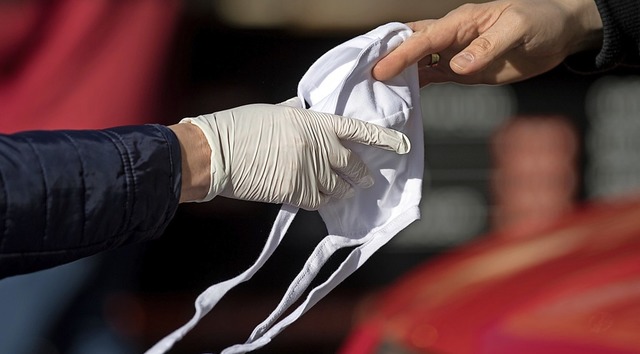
[180,116,228,202]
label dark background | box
[4,1,640,354]
[131,8,637,354]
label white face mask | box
[145,22,424,354]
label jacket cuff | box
[566,0,640,73]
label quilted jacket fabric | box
[0,124,181,279]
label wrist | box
[563,0,604,54]
[169,123,212,203]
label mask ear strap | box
[246,234,363,343]
[144,204,299,354]
[220,238,367,354]
[221,207,419,354]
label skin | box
[169,0,604,203]
[169,123,211,202]
[373,0,604,86]
[169,105,411,207]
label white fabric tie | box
[145,21,424,354]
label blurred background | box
[2,0,640,353]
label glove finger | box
[325,114,411,154]
[317,168,356,200]
[277,96,304,108]
[330,146,374,189]
[299,193,331,211]
[292,184,328,210]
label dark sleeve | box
[565,0,640,72]
[0,124,182,279]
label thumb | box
[327,114,411,154]
[450,20,523,75]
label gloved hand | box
[180,98,410,210]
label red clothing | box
[0,0,181,132]
[339,198,640,354]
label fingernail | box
[361,175,375,188]
[451,52,474,71]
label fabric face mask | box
[145,21,424,354]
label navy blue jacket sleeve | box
[0,124,182,279]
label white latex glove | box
[180,98,410,210]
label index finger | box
[329,115,411,155]
[373,19,456,81]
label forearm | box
[0,124,181,279]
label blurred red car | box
[339,196,640,354]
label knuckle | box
[413,29,436,48]
[473,36,495,54]
[510,8,530,26]
[455,3,480,15]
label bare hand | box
[373,0,603,86]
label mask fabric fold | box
[145,21,424,354]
